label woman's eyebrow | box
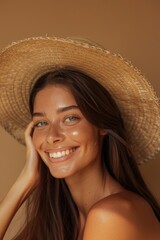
[32,112,45,117]
[32,105,79,117]
[57,105,79,113]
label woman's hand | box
[21,121,41,190]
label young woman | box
[0,37,160,240]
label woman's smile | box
[45,146,79,162]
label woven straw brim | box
[0,37,160,164]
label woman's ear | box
[99,129,108,136]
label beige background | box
[0,1,160,239]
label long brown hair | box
[13,68,160,240]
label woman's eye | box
[64,115,80,124]
[34,121,48,128]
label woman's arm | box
[0,122,40,240]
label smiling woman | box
[0,37,160,240]
[31,81,103,179]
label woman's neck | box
[65,163,124,217]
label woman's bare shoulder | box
[83,191,160,240]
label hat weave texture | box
[0,36,160,164]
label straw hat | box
[0,36,160,164]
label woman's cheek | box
[71,130,79,136]
[65,126,82,140]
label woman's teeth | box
[48,147,76,159]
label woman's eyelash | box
[64,115,80,122]
[34,121,48,127]
[33,115,80,128]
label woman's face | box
[32,84,104,179]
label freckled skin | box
[32,85,104,180]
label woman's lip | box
[46,146,79,163]
[45,146,78,153]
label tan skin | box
[0,85,160,240]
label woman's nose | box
[46,125,65,144]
